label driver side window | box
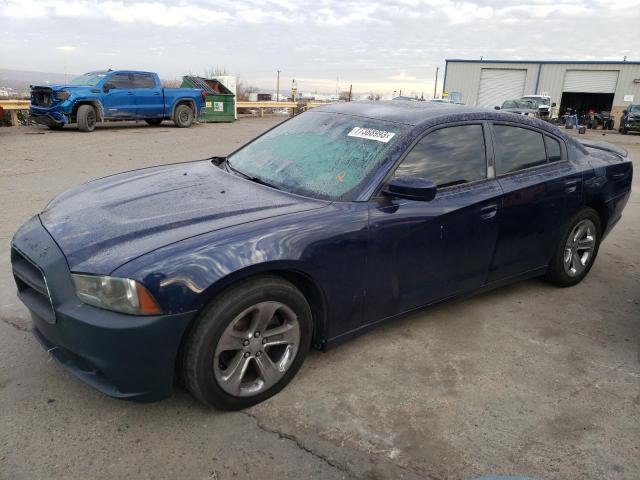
[393,124,487,188]
[108,73,134,89]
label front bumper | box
[11,216,196,402]
[29,106,69,126]
[624,119,640,132]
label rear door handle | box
[565,179,580,193]
[480,204,498,220]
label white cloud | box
[55,45,77,51]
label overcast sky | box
[1,0,638,95]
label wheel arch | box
[71,100,104,121]
[171,98,196,118]
[584,199,609,233]
[176,262,329,362]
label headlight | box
[72,274,162,315]
[55,90,71,101]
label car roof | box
[312,101,562,136]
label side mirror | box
[103,82,115,92]
[494,106,500,110]
[383,177,437,202]
[551,102,557,107]
[623,109,628,115]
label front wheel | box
[545,207,601,287]
[173,104,194,128]
[182,276,312,410]
[76,104,97,132]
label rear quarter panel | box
[581,146,633,237]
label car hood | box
[40,160,328,274]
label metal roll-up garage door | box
[477,68,527,108]
[562,70,619,93]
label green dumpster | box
[181,76,235,123]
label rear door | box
[102,73,136,118]
[366,122,502,322]
[486,123,582,283]
[132,73,164,119]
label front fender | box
[111,202,369,341]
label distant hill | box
[0,69,78,93]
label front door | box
[365,123,501,323]
[101,73,136,118]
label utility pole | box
[276,70,281,102]
[348,84,352,102]
[433,67,439,99]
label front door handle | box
[564,179,580,193]
[480,204,498,220]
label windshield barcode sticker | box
[347,127,395,143]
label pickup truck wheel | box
[182,275,312,410]
[545,207,601,287]
[174,104,194,128]
[145,118,163,126]
[77,105,97,132]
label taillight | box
[201,90,206,103]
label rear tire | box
[182,275,312,410]
[173,104,194,128]
[145,118,163,126]
[77,104,97,132]
[545,207,601,287]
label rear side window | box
[394,124,487,187]
[493,125,547,175]
[545,136,562,162]
[108,73,133,89]
[133,74,156,88]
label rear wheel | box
[182,276,312,410]
[77,104,97,132]
[145,118,163,126]
[545,207,601,287]
[173,104,194,128]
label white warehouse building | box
[443,59,640,128]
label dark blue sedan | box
[11,102,633,409]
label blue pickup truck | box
[30,70,205,132]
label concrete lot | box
[0,119,638,480]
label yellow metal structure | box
[0,100,30,127]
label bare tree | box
[367,93,381,101]
[236,76,259,101]
[203,66,228,78]
[339,91,351,101]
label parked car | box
[12,102,633,409]
[620,104,640,134]
[497,95,556,120]
[29,70,205,132]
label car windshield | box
[70,72,108,86]
[502,100,522,109]
[227,111,410,201]
[629,105,640,113]
[521,97,548,108]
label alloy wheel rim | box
[214,301,300,397]
[87,110,96,128]
[179,110,189,124]
[563,219,596,277]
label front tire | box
[173,104,194,128]
[77,104,97,132]
[545,207,601,287]
[182,276,312,410]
